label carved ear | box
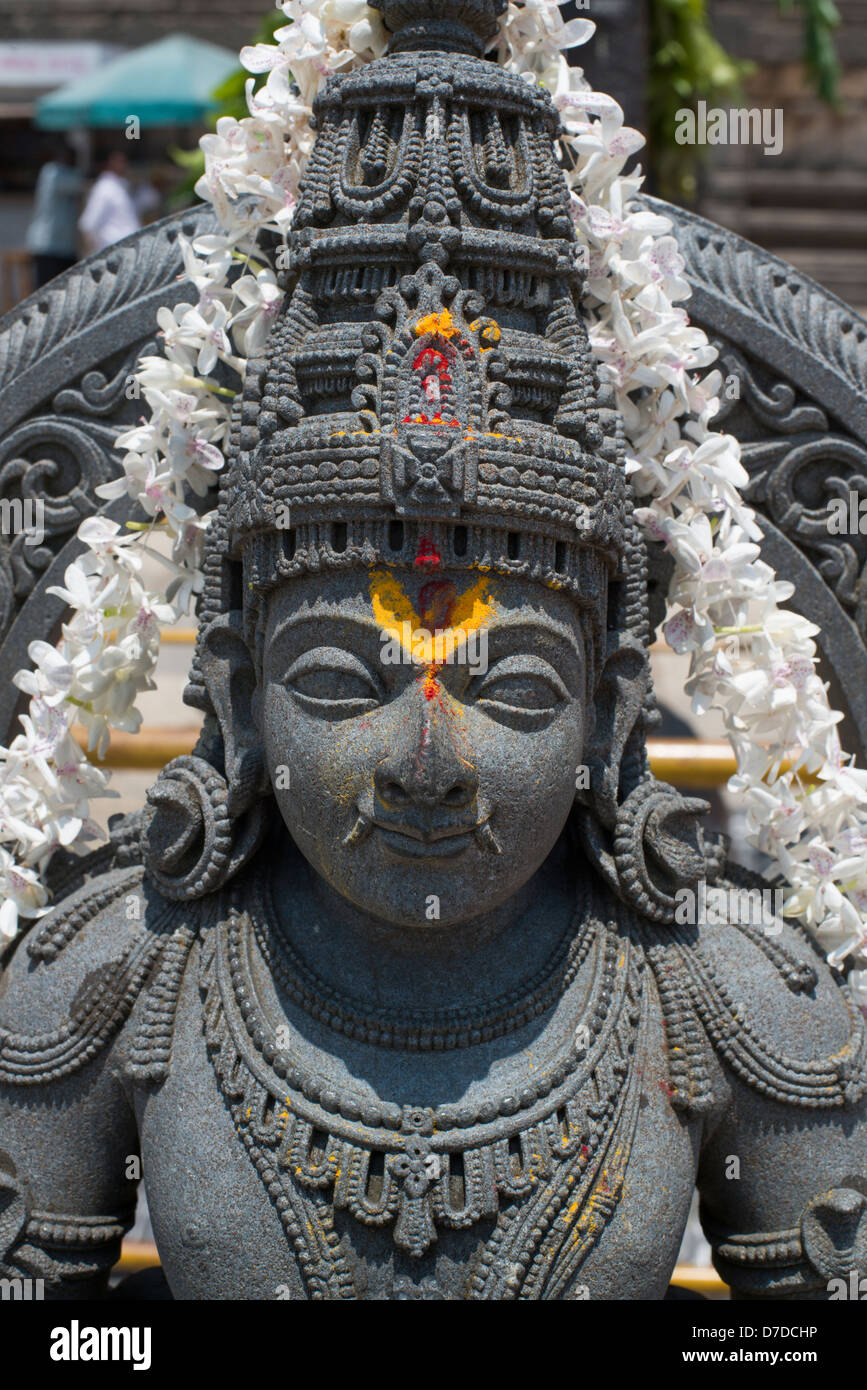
[198,612,268,818]
[579,637,650,830]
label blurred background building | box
[0,1,269,307]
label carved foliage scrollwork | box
[0,341,155,641]
[704,335,867,637]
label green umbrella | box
[35,33,239,129]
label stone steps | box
[698,168,867,317]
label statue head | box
[142,0,722,926]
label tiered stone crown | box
[192,0,639,692]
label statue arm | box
[0,868,165,1298]
[692,911,867,1300]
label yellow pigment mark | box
[369,568,496,668]
[415,309,457,339]
[469,317,501,344]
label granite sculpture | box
[1,0,866,1300]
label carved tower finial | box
[372,0,507,55]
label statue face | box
[259,567,592,928]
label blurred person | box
[131,165,163,227]
[26,143,84,287]
[132,168,162,225]
[79,150,140,255]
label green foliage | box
[777,0,842,105]
[647,0,843,204]
[648,0,751,203]
[210,9,286,120]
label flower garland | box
[1,1,865,1006]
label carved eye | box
[474,655,568,718]
[283,648,382,717]
[479,676,557,710]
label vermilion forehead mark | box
[368,564,494,704]
[415,537,456,665]
[419,578,457,633]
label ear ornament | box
[142,754,267,901]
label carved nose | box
[375,698,477,812]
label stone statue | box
[1,0,866,1300]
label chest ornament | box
[199,895,649,1298]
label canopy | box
[35,34,238,129]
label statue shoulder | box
[0,862,192,1087]
[669,864,867,1109]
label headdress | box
[145,0,722,909]
[188,0,631,671]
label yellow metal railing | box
[114,1242,727,1295]
[75,729,740,786]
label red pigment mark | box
[413,346,451,400]
[412,538,461,704]
[414,537,441,570]
[419,665,453,712]
[401,413,460,425]
[401,342,460,426]
[419,578,457,632]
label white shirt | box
[79,171,140,252]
